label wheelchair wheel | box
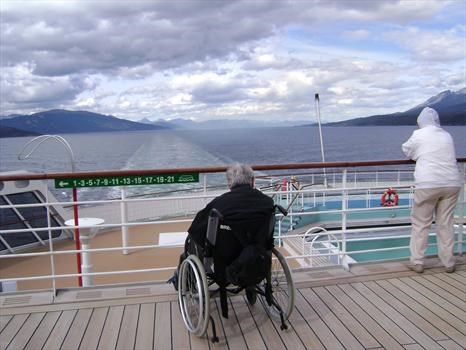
[259,247,295,321]
[178,254,210,336]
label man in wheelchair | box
[170,163,274,292]
[169,164,294,340]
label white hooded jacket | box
[402,107,462,189]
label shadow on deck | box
[1,256,465,350]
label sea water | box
[1,126,465,200]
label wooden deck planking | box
[116,304,139,350]
[433,273,466,291]
[79,307,109,350]
[154,301,172,350]
[207,300,229,350]
[229,295,266,350]
[437,339,465,350]
[61,308,93,349]
[377,279,466,345]
[170,300,190,350]
[248,301,290,350]
[352,282,442,350]
[0,314,28,350]
[395,276,465,319]
[412,275,464,308]
[24,311,61,350]
[300,287,365,350]
[42,309,77,350]
[325,284,405,350]
[312,286,380,349]
[135,303,155,350]
[97,305,123,350]
[445,271,466,283]
[338,283,414,345]
[0,270,465,350]
[286,296,326,350]
[0,315,12,333]
[218,298,247,350]
[365,280,447,341]
[5,312,45,350]
[293,289,345,350]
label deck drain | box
[364,265,388,273]
[307,271,333,279]
[126,287,151,296]
[76,291,103,299]
[2,295,32,306]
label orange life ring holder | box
[381,188,398,207]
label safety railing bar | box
[2,237,462,284]
[0,192,221,209]
[0,266,179,283]
[0,219,410,238]
[0,226,418,259]
[347,240,451,256]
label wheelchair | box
[177,205,295,342]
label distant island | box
[1,88,464,138]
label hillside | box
[327,88,465,126]
[0,109,167,135]
[1,89,464,136]
[0,125,40,138]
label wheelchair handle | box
[209,208,224,219]
[275,204,288,216]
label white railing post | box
[121,187,129,255]
[341,168,349,270]
[458,181,464,256]
[278,219,282,246]
[44,182,57,296]
[203,173,207,205]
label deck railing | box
[0,159,464,294]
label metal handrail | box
[4,158,466,182]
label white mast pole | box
[314,93,328,188]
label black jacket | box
[188,184,275,265]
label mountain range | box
[1,88,464,138]
[327,88,465,126]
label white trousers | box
[409,187,460,267]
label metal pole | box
[18,135,82,286]
[340,168,349,270]
[314,93,328,188]
[121,187,129,255]
[72,187,83,286]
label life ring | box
[381,188,398,207]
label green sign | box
[55,173,199,188]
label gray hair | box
[226,163,254,188]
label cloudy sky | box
[1,0,465,123]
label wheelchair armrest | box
[274,204,288,216]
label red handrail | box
[0,158,465,181]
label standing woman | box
[402,107,462,273]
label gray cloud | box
[0,0,464,120]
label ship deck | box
[1,257,465,350]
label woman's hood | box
[417,107,441,128]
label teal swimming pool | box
[294,198,411,229]
[346,235,465,262]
